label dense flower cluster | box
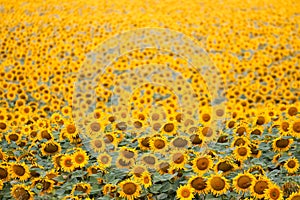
[0,0,299,199]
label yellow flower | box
[170,150,188,170]
[233,145,251,161]
[250,176,271,199]
[284,157,299,174]
[139,171,152,188]
[118,179,141,200]
[176,184,195,200]
[9,162,30,181]
[192,155,213,175]
[188,175,209,194]
[11,184,34,200]
[71,182,91,195]
[41,140,61,156]
[149,135,168,152]
[272,137,293,152]
[207,174,230,196]
[233,172,255,193]
[264,183,283,200]
[97,152,112,168]
[60,155,75,172]
[72,149,89,168]
[287,191,300,200]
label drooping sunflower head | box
[0,165,9,181]
[71,182,91,195]
[120,147,137,161]
[156,161,170,174]
[138,136,151,150]
[118,179,141,200]
[130,165,147,178]
[214,158,237,175]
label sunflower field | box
[0,0,300,200]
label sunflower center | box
[237,175,251,189]
[75,185,87,192]
[270,188,280,199]
[14,187,30,200]
[9,134,19,141]
[133,167,144,177]
[251,129,262,135]
[191,177,207,190]
[292,122,300,133]
[0,122,6,130]
[281,122,289,131]
[123,182,137,195]
[211,177,225,191]
[173,153,184,164]
[154,139,165,149]
[288,107,298,116]
[237,127,246,135]
[173,138,188,147]
[202,127,213,137]
[93,140,103,148]
[143,156,155,165]
[104,134,114,143]
[44,143,59,153]
[101,156,109,164]
[41,130,52,140]
[116,122,127,131]
[64,159,73,167]
[202,113,211,122]
[254,181,268,194]
[216,109,224,117]
[256,116,265,125]
[196,157,209,170]
[153,122,161,131]
[287,160,296,168]
[163,123,174,133]
[75,155,84,163]
[143,176,150,183]
[0,168,8,179]
[141,137,150,147]
[237,147,248,156]
[123,150,135,159]
[228,121,235,128]
[13,165,25,176]
[176,113,183,122]
[67,124,76,134]
[234,138,246,146]
[159,162,170,173]
[134,121,143,128]
[90,122,101,132]
[181,188,191,198]
[217,162,233,172]
[190,134,202,145]
[43,181,51,190]
[152,113,159,121]
[275,139,289,148]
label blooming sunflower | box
[0,165,9,181]
[231,136,250,147]
[41,140,61,156]
[140,154,157,168]
[192,155,213,175]
[120,147,138,162]
[156,161,170,174]
[207,174,230,196]
[116,157,133,169]
[11,184,34,200]
[170,150,188,170]
[103,183,117,196]
[290,118,300,138]
[139,171,152,188]
[0,149,7,161]
[60,154,75,172]
[214,158,237,175]
[118,179,141,200]
[97,152,112,168]
[233,172,255,193]
[233,145,251,161]
[161,121,177,135]
[130,165,147,179]
[264,183,283,200]
[32,177,55,194]
[176,184,195,200]
[71,182,91,195]
[72,149,89,168]
[170,136,191,149]
[284,157,299,174]
[188,175,209,194]
[149,135,168,153]
[250,176,270,199]
[52,154,63,170]
[287,191,300,200]
[138,136,151,150]
[90,138,106,153]
[9,162,30,181]
[272,137,293,152]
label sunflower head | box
[233,172,255,193]
[284,157,299,174]
[176,184,195,200]
[118,179,141,200]
[208,174,230,196]
[192,155,213,175]
[264,184,283,200]
[188,175,208,194]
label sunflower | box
[149,135,168,152]
[0,165,9,181]
[290,118,300,138]
[0,149,7,161]
[233,172,255,193]
[140,154,157,168]
[176,184,195,200]
[118,179,141,200]
[87,165,105,176]
[97,152,112,168]
[120,147,138,162]
[130,165,147,179]
[71,182,91,195]
[41,140,61,156]
[11,184,34,200]
[156,161,170,174]
[85,120,102,138]
[214,158,237,175]
[264,183,283,200]
[60,154,75,172]
[170,136,191,149]
[287,191,300,200]
[284,157,299,174]
[199,126,216,142]
[231,136,250,147]
[170,150,188,170]
[250,176,270,199]
[250,126,264,136]
[90,138,106,153]
[272,137,293,152]
[189,133,203,146]
[234,121,249,136]
[192,155,213,175]
[233,145,251,161]
[188,175,209,194]
[103,132,118,147]
[32,177,55,193]
[207,174,230,196]
[138,136,151,150]
[161,121,177,135]
[139,171,152,188]
[5,131,22,144]
[52,154,63,170]
[116,157,133,169]
[61,120,78,141]
[72,149,89,168]
[9,162,30,181]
